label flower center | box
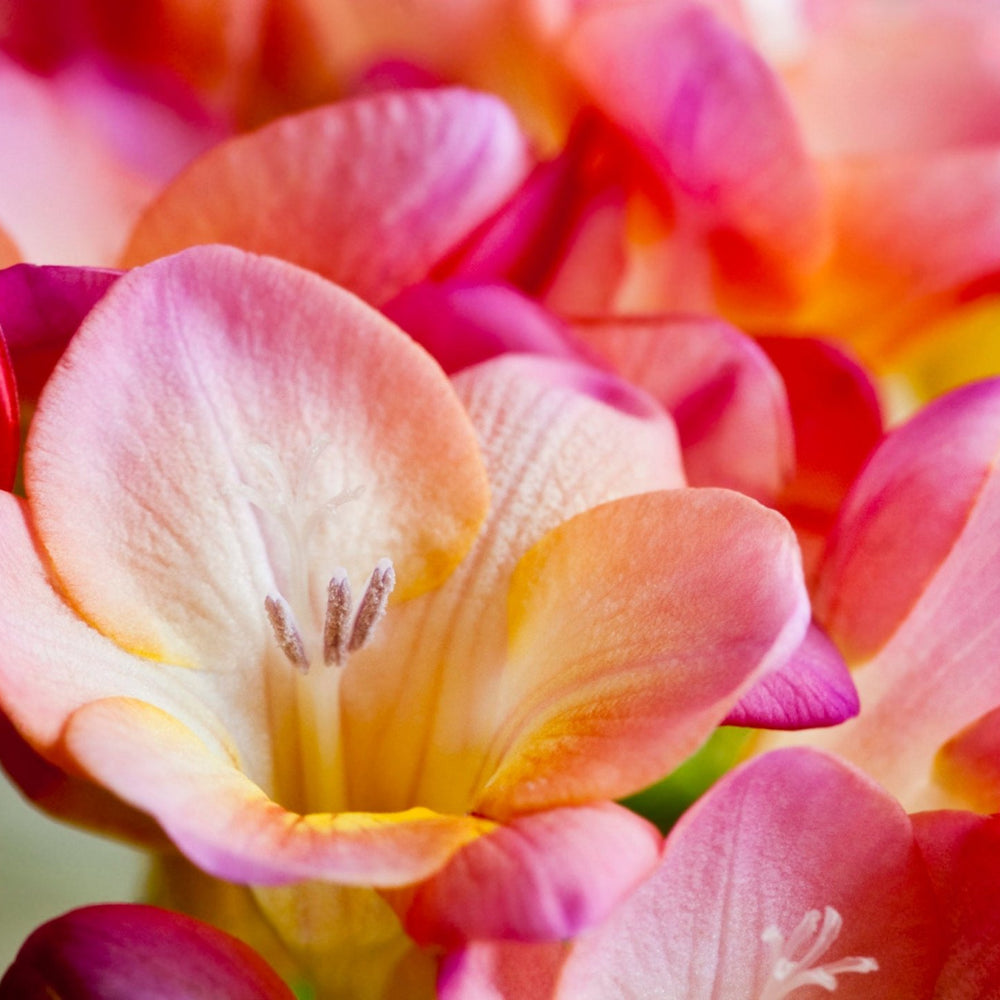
[240,438,395,672]
[758,907,878,1000]
[264,559,396,672]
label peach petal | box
[476,489,808,816]
[121,88,532,306]
[341,353,684,816]
[64,698,493,888]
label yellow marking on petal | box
[290,807,496,843]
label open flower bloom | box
[0,245,809,993]
[756,378,1000,813]
[0,904,294,1000]
[439,747,945,999]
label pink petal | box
[758,335,883,576]
[121,88,532,306]
[764,379,1000,810]
[817,378,1000,661]
[574,314,794,502]
[439,942,566,1000]
[0,328,18,490]
[26,245,488,674]
[476,488,809,817]
[0,903,294,999]
[0,54,154,265]
[770,0,1000,157]
[395,803,660,946]
[64,697,491,887]
[562,1,825,269]
[554,749,941,999]
[914,809,1000,998]
[442,111,628,310]
[0,263,120,401]
[723,621,859,729]
[382,281,582,375]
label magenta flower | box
[0,903,294,999]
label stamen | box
[265,594,310,673]
[759,907,878,1000]
[349,558,395,652]
[323,568,353,667]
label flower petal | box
[121,88,532,305]
[0,263,120,401]
[64,697,492,887]
[0,327,18,490]
[382,280,581,375]
[723,621,859,730]
[27,245,488,671]
[0,903,294,999]
[438,942,566,1000]
[0,54,154,265]
[476,488,809,816]
[0,490,228,763]
[395,803,661,946]
[341,353,684,815]
[0,710,163,846]
[757,335,883,576]
[562,1,825,269]
[933,707,1000,814]
[817,378,1000,662]
[574,314,794,502]
[0,222,19,267]
[553,749,941,999]
[759,383,1000,810]
[913,809,1000,999]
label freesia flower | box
[0,903,294,999]
[439,748,945,999]
[0,244,809,996]
[756,377,1000,813]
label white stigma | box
[758,907,878,1000]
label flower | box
[0,244,808,995]
[439,748,947,999]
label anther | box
[759,907,877,1000]
[265,594,310,673]
[349,558,395,653]
[323,568,352,666]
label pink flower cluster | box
[0,1,999,997]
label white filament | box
[758,907,878,1000]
